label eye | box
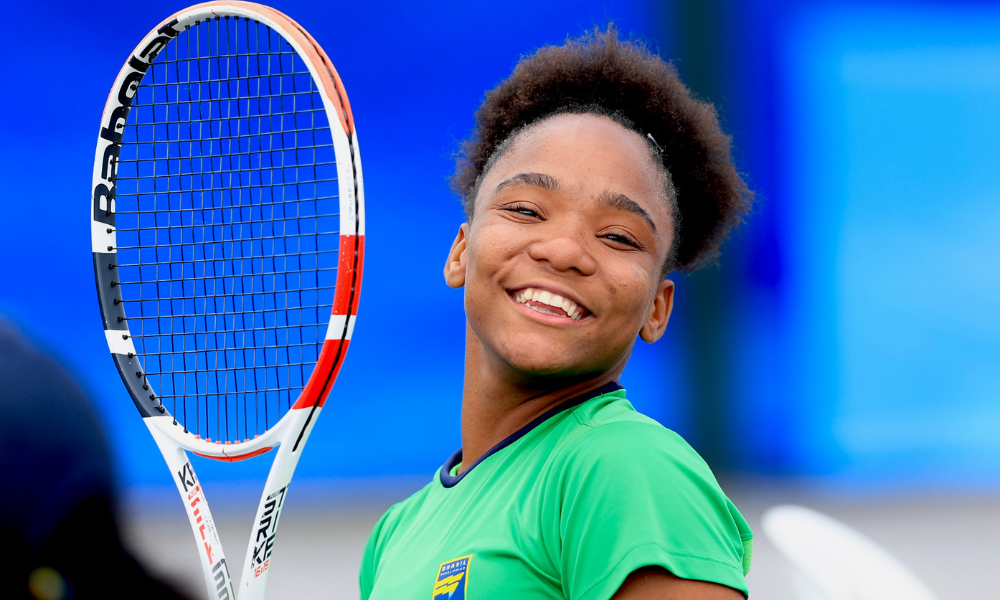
[501,203,541,218]
[600,232,642,249]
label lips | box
[510,286,590,320]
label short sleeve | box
[359,507,394,600]
[554,421,752,600]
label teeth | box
[512,287,585,320]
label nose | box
[526,230,597,276]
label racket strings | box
[113,17,339,443]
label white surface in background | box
[738,484,1000,600]
[762,504,937,600]
[120,479,1000,600]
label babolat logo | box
[250,486,287,578]
[92,19,180,226]
[212,558,233,600]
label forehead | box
[499,113,657,174]
[477,113,672,225]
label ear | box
[639,279,675,343]
[444,223,470,289]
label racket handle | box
[146,421,236,600]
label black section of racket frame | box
[113,352,163,419]
[94,251,127,331]
[94,251,166,419]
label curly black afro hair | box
[451,26,752,273]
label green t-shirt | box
[359,384,753,600]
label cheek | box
[608,263,657,323]
[462,226,519,320]
[467,221,522,275]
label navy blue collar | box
[439,382,623,488]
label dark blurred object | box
[671,0,735,473]
[0,320,191,600]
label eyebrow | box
[598,190,657,234]
[495,171,657,234]
[495,172,559,193]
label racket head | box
[91,2,364,460]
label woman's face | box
[445,113,676,381]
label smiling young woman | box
[359,27,754,600]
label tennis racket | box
[90,3,363,598]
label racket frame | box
[90,3,364,598]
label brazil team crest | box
[432,555,472,600]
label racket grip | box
[146,420,236,600]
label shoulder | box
[555,396,742,538]
[555,414,743,544]
[359,480,436,598]
[366,480,435,549]
[361,479,438,569]
[549,394,753,594]
[557,393,712,483]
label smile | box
[511,287,589,321]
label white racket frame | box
[90,3,365,598]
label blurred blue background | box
[0,0,997,492]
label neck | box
[458,324,622,473]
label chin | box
[498,343,606,380]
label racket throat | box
[237,433,310,599]
[146,422,236,600]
